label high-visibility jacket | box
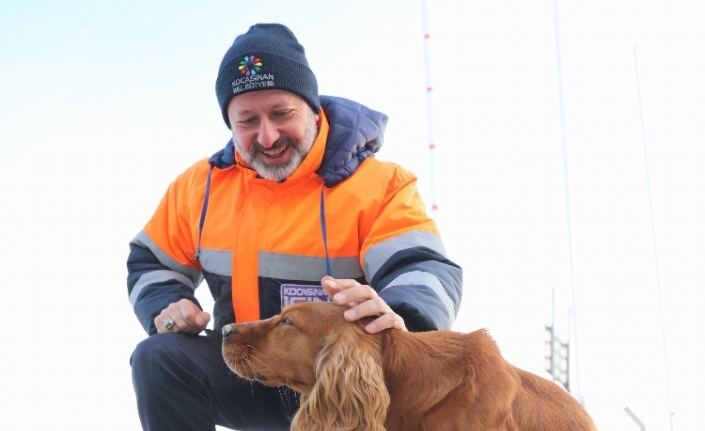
[127,96,462,335]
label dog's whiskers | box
[249,352,276,375]
[278,386,289,409]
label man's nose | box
[257,118,280,147]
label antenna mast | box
[421,0,438,218]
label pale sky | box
[1,1,703,430]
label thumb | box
[195,311,211,328]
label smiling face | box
[227,89,319,182]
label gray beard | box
[236,115,318,182]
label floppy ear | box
[291,326,389,431]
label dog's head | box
[222,300,389,430]
[221,301,350,393]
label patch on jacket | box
[281,284,331,307]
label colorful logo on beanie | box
[231,55,275,95]
[238,55,262,76]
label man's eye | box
[237,117,257,126]
[273,109,294,118]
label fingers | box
[339,294,385,320]
[155,298,211,334]
[364,312,407,334]
[322,276,363,305]
[321,275,346,298]
[321,276,407,334]
[344,294,407,334]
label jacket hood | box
[208,95,388,187]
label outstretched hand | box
[321,275,406,334]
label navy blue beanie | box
[215,23,320,128]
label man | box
[127,23,462,431]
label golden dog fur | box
[222,301,598,431]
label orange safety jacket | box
[127,96,462,335]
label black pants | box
[131,329,298,431]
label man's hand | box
[321,275,406,334]
[155,298,211,334]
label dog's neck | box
[379,330,499,414]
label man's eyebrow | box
[234,103,294,116]
[270,102,296,111]
[233,108,255,117]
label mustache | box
[250,137,298,155]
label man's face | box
[227,89,319,182]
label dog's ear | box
[291,326,389,431]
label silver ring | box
[164,319,175,331]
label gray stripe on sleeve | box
[131,230,203,285]
[363,230,447,282]
[129,269,197,306]
[382,270,456,323]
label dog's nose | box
[222,324,233,339]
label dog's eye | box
[278,317,293,326]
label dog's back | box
[511,368,597,430]
[382,327,598,431]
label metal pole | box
[633,45,674,431]
[551,289,556,381]
[552,0,581,401]
[624,407,646,431]
[421,0,438,219]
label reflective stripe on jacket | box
[127,96,462,335]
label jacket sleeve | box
[126,168,205,335]
[362,166,463,332]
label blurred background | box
[1,0,702,429]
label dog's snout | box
[222,324,234,339]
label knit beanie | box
[215,23,320,128]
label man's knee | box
[131,334,195,384]
[132,333,170,364]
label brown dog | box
[222,301,598,431]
